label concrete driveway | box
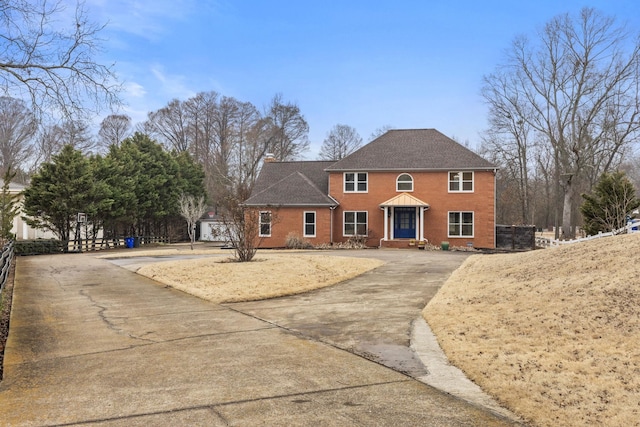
[0,250,520,426]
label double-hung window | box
[344,211,368,236]
[449,171,474,192]
[259,211,272,237]
[448,212,474,237]
[344,172,367,192]
[304,211,316,237]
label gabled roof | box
[244,161,337,207]
[380,193,430,207]
[326,129,496,171]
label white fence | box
[535,220,640,248]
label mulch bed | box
[0,259,15,381]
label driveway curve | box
[0,250,521,426]
[228,250,469,377]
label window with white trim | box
[344,211,368,236]
[449,171,474,192]
[344,172,368,192]
[304,211,316,237]
[448,211,474,237]
[259,211,272,237]
[396,173,413,192]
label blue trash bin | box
[125,237,134,248]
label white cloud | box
[86,0,209,41]
[150,64,196,99]
[124,81,146,98]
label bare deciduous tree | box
[98,114,132,149]
[145,99,190,152]
[32,124,65,169]
[178,193,206,250]
[58,120,96,154]
[482,8,640,238]
[0,96,37,174]
[369,125,393,141]
[480,72,536,224]
[319,124,363,161]
[0,0,120,119]
[31,119,95,170]
[234,101,267,193]
[265,93,309,161]
[219,189,278,262]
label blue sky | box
[86,0,640,158]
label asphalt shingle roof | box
[244,161,337,207]
[245,129,496,206]
[325,129,496,171]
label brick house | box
[244,129,497,249]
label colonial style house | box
[244,129,497,249]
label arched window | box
[396,173,413,192]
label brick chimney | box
[264,153,276,163]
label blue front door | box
[394,207,416,238]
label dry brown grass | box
[136,253,384,303]
[423,233,640,427]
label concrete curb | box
[410,316,522,423]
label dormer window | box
[396,173,413,192]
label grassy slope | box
[423,233,640,427]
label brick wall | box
[255,207,333,248]
[328,170,496,249]
[251,170,496,249]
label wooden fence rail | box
[535,220,640,248]
[0,242,14,298]
[15,236,172,255]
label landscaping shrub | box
[14,239,65,255]
[285,232,313,249]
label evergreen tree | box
[581,171,640,235]
[22,145,92,244]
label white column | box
[419,206,425,241]
[415,207,420,240]
[383,206,388,240]
[390,208,394,240]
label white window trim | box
[303,211,316,237]
[259,211,272,237]
[343,211,368,237]
[448,211,474,238]
[396,173,414,192]
[344,172,368,193]
[448,171,474,193]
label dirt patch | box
[136,253,385,303]
[423,233,640,427]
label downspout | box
[330,205,337,245]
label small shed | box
[199,210,230,242]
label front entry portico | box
[380,193,430,242]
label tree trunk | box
[562,178,574,239]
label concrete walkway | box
[0,250,521,426]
